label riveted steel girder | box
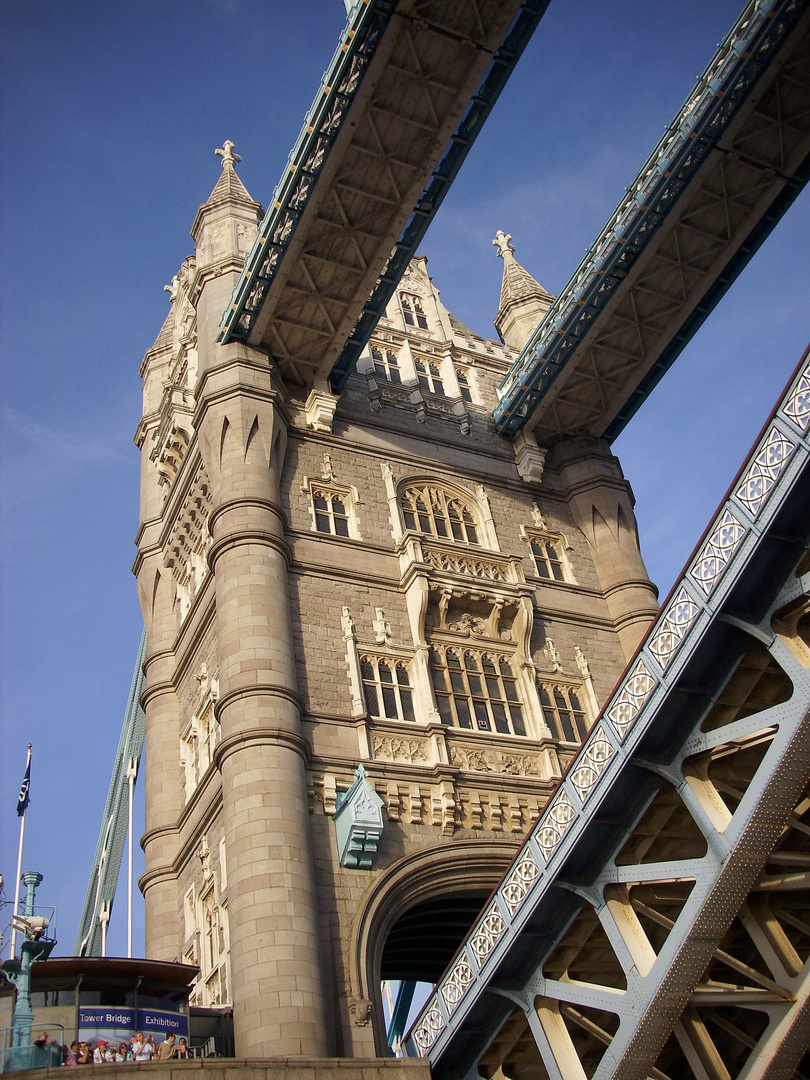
[409,345,810,1080]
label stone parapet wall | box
[15,1059,430,1080]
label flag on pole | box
[16,759,30,817]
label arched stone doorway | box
[350,839,520,1055]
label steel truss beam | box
[219,0,550,390]
[494,0,810,443]
[409,347,810,1079]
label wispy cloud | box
[0,406,128,468]
[0,406,135,545]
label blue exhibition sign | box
[138,1009,187,1037]
[78,1006,187,1042]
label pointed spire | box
[190,140,263,265]
[203,139,256,210]
[493,230,555,352]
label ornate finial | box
[544,638,564,673]
[575,646,590,679]
[372,608,392,645]
[493,230,515,259]
[531,502,547,530]
[197,834,212,880]
[215,140,242,170]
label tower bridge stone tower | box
[135,149,659,1058]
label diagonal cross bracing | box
[408,346,810,1079]
[219,0,550,389]
[494,0,810,444]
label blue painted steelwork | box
[328,0,550,392]
[219,1,550,367]
[75,630,147,957]
[493,0,810,438]
[603,149,810,441]
[408,346,810,1068]
[218,0,397,345]
[387,981,416,1052]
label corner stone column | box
[197,346,329,1057]
[136,547,183,960]
[550,435,659,660]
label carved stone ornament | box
[575,646,590,678]
[349,998,372,1026]
[446,612,487,637]
[305,387,339,433]
[493,229,516,258]
[372,735,428,765]
[531,502,547,530]
[449,745,541,777]
[215,139,242,168]
[372,607,392,644]
[197,835,212,881]
[513,429,546,485]
[544,638,564,673]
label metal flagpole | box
[9,744,32,959]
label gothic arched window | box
[538,683,588,743]
[401,293,428,330]
[371,345,401,383]
[430,647,526,736]
[400,485,479,545]
[415,359,445,396]
[313,490,350,536]
[361,657,415,722]
[531,538,565,581]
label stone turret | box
[191,145,330,1056]
[548,435,659,661]
[191,140,263,378]
[493,230,555,352]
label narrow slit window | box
[456,367,473,403]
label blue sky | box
[1,0,807,960]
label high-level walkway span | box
[218,0,549,388]
[494,0,810,445]
[409,346,810,1079]
[217,0,810,452]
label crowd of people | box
[35,1031,191,1065]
